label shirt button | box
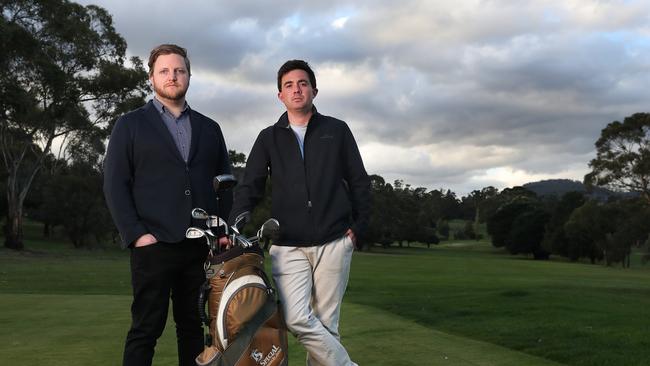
[185,189,191,196]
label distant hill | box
[522,179,618,200]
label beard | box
[153,81,188,101]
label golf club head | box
[185,227,206,239]
[213,174,237,192]
[207,216,228,228]
[259,218,280,241]
[191,207,209,220]
[236,236,254,248]
[234,211,251,232]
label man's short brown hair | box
[277,60,316,91]
[148,44,191,76]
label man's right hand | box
[134,233,158,248]
[218,236,231,249]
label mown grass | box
[2,221,649,365]
[347,243,650,366]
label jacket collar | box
[275,105,319,129]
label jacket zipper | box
[303,124,312,212]
[288,122,313,211]
[303,125,314,243]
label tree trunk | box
[43,222,50,238]
[4,209,24,250]
[4,173,25,250]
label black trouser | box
[123,239,208,366]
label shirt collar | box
[152,97,190,116]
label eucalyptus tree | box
[585,113,650,204]
[0,0,148,249]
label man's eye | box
[176,69,186,74]
[159,70,169,75]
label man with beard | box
[103,44,232,366]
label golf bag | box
[195,244,288,366]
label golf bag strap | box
[210,296,278,366]
[198,281,211,326]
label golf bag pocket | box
[196,245,288,366]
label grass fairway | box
[2,233,650,365]
[0,293,561,366]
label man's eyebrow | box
[285,79,308,84]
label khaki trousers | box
[269,235,358,366]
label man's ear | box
[312,88,318,97]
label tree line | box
[485,187,650,266]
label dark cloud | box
[79,0,650,194]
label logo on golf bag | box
[250,349,264,363]
[250,345,282,366]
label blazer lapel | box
[143,101,185,163]
[187,109,203,163]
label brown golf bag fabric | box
[195,245,288,366]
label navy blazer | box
[103,100,232,248]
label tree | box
[585,113,650,204]
[481,186,533,225]
[564,201,610,263]
[392,180,418,247]
[604,199,650,267]
[564,198,649,267]
[228,150,247,168]
[0,0,148,249]
[422,227,439,248]
[366,174,397,248]
[228,149,247,182]
[486,193,537,249]
[541,191,586,257]
[436,218,450,240]
[40,161,113,247]
[509,207,550,259]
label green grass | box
[0,292,563,366]
[348,244,650,366]
[2,224,650,365]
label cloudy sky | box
[79,0,650,195]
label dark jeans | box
[123,239,208,366]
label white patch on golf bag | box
[217,274,267,349]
